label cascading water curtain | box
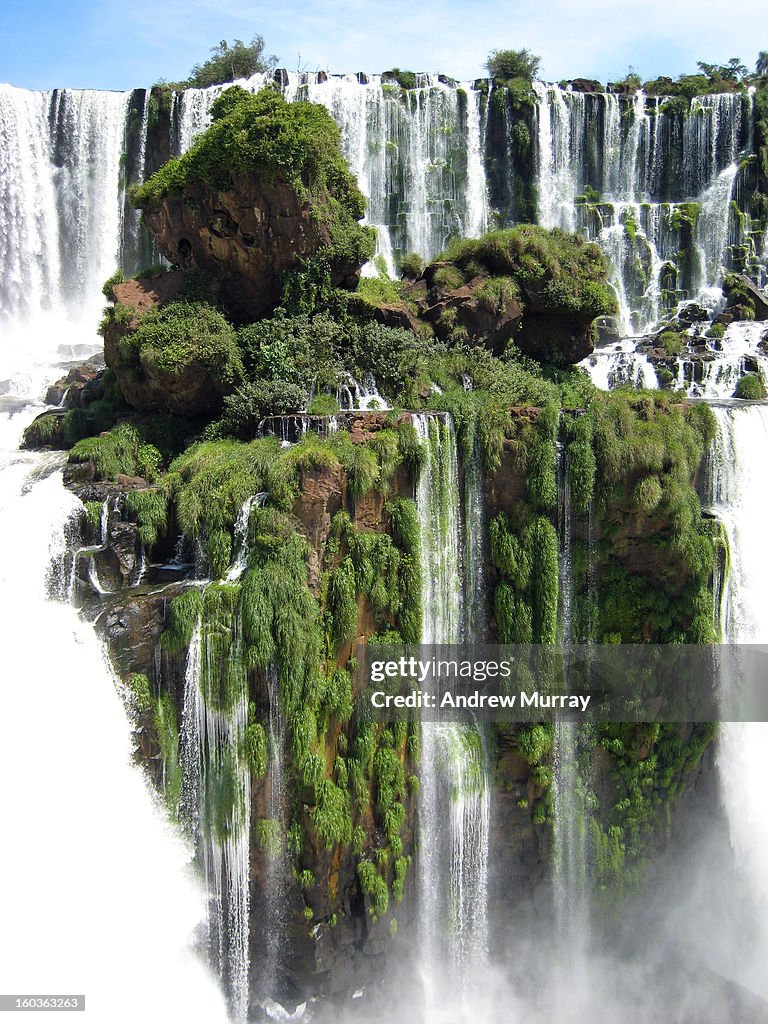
[413,413,490,1014]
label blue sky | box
[1,0,765,91]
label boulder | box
[421,276,523,355]
[568,78,604,93]
[111,272,187,314]
[141,176,359,323]
[44,358,105,407]
[676,301,710,325]
[723,274,768,320]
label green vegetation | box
[733,372,767,399]
[485,48,541,82]
[399,252,425,278]
[381,69,419,90]
[127,673,152,712]
[438,225,615,320]
[655,330,686,356]
[69,422,163,482]
[107,300,243,390]
[183,36,276,89]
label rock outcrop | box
[723,273,768,320]
[141,177,361,323]
[102,281,242,417]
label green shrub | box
[733,373,767,399]
[184,35,275,89]
[307,393,340,416]
[213,381,306,439]
[485,48,541,82]
[399,252,424,278]
[382,68,418,90]
[439,225,615,319]
[124,489,169,547]
[656,330,686,356]
[516,725,552,765]
[69,422,163,482]
[128,301,243,387]
[102,269,125,301]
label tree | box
[186,36,277,89]
[696,57,747,82]
[484,48,541,82]
[757,52,768,77]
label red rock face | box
[141,175,357,323]
[112,271,187,313]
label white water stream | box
[708,403,768,1000]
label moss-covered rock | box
[413,226,615,364]
[131,87,374,322]
[103,300,243,416]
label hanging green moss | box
[328,558,359,647]
[490,512,558,643]
[205,528,233,580]
[127,672,152,712]
[69,422,162,482]
[310,778,353,849]
[357,859,389,916]
[83,500,104,533]
[254,817,283,857]
[562,413,596,514]
[320,669,354,724]
[161,588,203,652]
[124,489,169,547]
[526,403,558,511]
[200,583,246,712]
[244,715,268,778]
[154,692,182,816]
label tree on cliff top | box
[186,36,277,88]
[484,49,541,82]
[757,52,768,78]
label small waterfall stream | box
[552,442,589,958]
[178,595,253,1019]
[413,413,491,1009]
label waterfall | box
[0,84,129,406]
[464,435,489,641]
[552,443,589,954]
[696,162,739,287]
[413,413,490,997]
[0,332,228,1020]
[532,85,758,341]
[707,403,768,999]
[179,602,252,1021]
[288,73,488,267]
[533,82,577,233]
[226,492,268,582]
